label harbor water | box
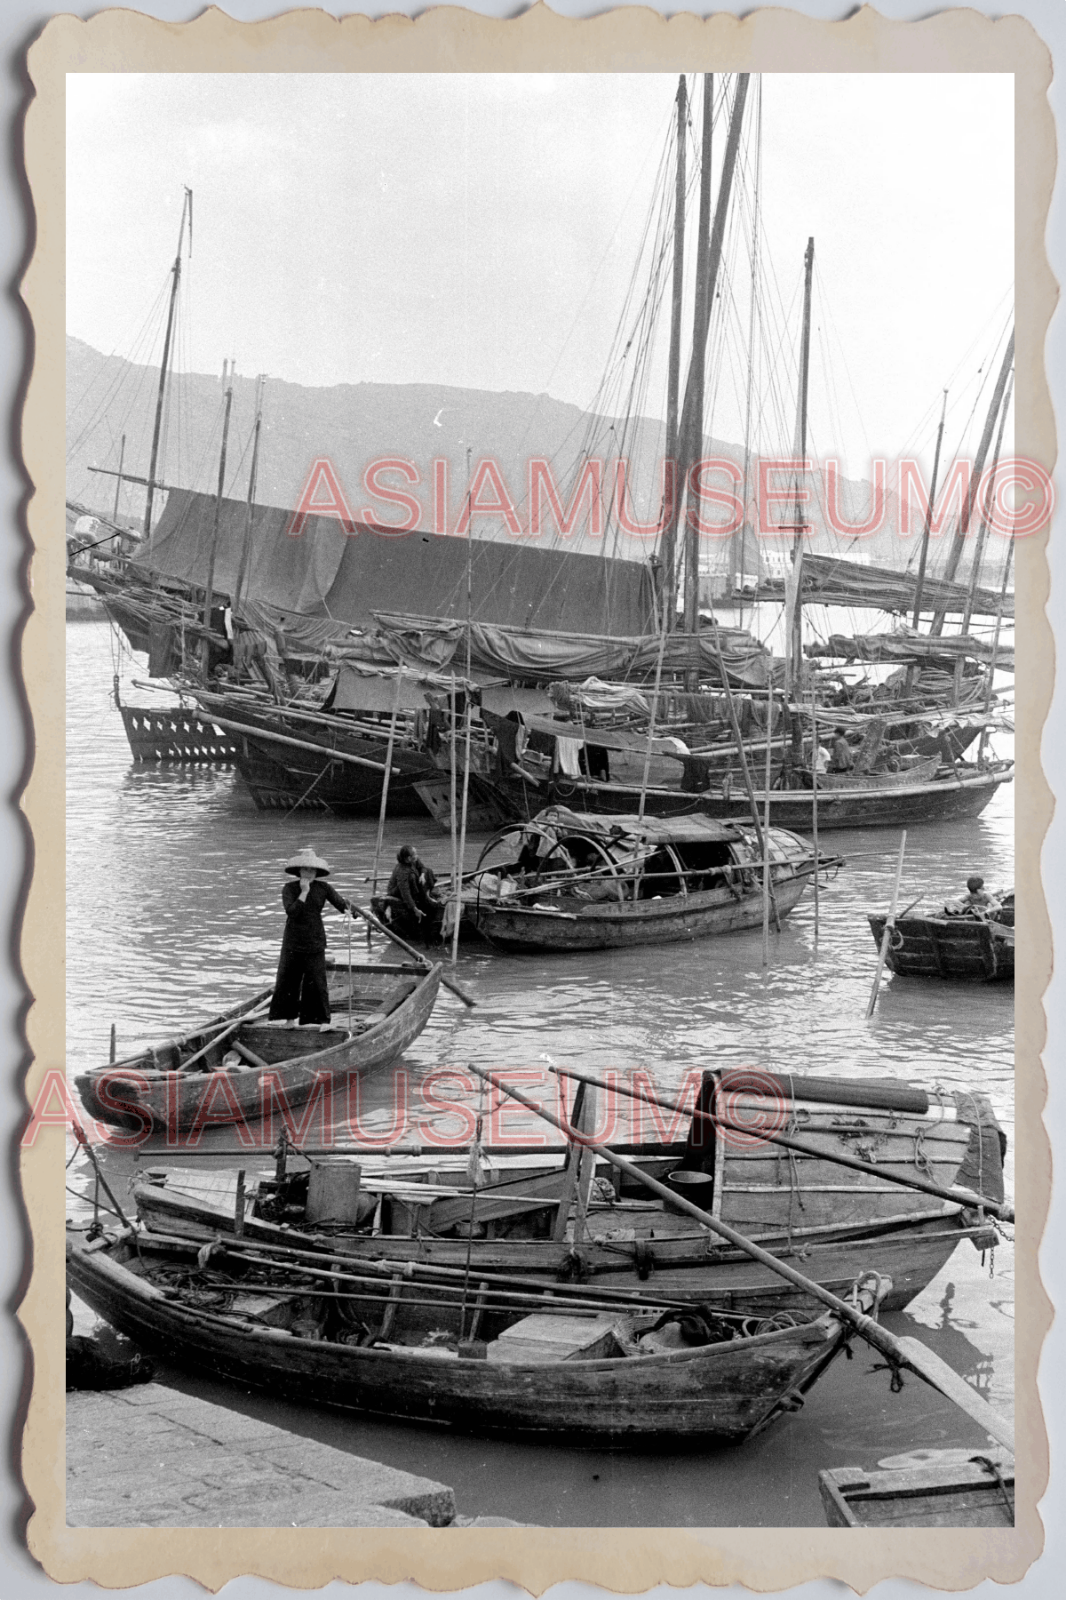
[66,618,1015,1526]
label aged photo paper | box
[16,2,1055,1592]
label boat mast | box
[659,74,749,671]
[910,389,948,629]
[735,79,762,627]
[234,373,266,613]
[112,434,126,523]
[144,187,192,556]
[930,328,1014,635]
[657,75,688,632]
[961,370,1013,637]
[682,73,715,653]
[784,237,814,700]
[201,362,234,680]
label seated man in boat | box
[828,727,854,773]
[384,845,443,938]
[269,847,351,1026]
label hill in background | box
[68,334,943,579]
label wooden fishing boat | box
[547,761,1013,830]
[66,1223,878,1442]
[868,899,1014,983]
[461,807,835,952]
[75,960,441,1136]
[819,1448,1014,1527]
[131,1067,1007,1317]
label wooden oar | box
[349,903,476,1008]
[544,1063,1014,1224]
[467,1062,1014,1450]
[178,999,273,1071]
[867,830,907,1017]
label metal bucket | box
[664,1168,714,1214]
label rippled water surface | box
[66,619,1016,1526]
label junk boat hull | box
[66,1227,858,1443]
[547,765,1012,830]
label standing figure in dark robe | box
[269,846,351,1025]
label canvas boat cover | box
[758,552,1013,618]
[530,805,744,846]
[136,488,657,636]
[807,631,1014,670]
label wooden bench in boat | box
[485,1312,623,1364]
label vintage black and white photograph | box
[58,63,1023,1537]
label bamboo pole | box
[867,831,908,1018]
[465,1062,1014,1449]
[761,681,773,961]
[370,671,404,897]
[198,714,392,773]
[809,691,820,945]
[449,675,459,953]
[452,700,473,964]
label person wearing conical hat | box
[269,846,351,1024]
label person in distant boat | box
[962,875,994,909]
[945,875,997,918]
[515,832,543,877]
[829,728,854,772]
[812,741,831,774]
[269,847,351,1025]
[385,845,442,937]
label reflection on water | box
[66,620,1016,1525]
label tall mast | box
[660,74,750,654]
[112,434,126,523]
[144,187,192,555]
[961,371,1013,636]
[785,237,814,698]
[201,365,234,680]
[735,78,762,624]
[910,389,948,629]
[931,328,1014,634]
[658,75,688,631]
[682,73,715,648]
[234,374,266,612]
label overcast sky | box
[66,72,1013,478]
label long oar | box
[139,1225,696,1312]
[465,1062,1014,1449]
[199,714,392,773]
[867,830,907,1017]
[544,1063,1014,1223]
[349,902,476,1008]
